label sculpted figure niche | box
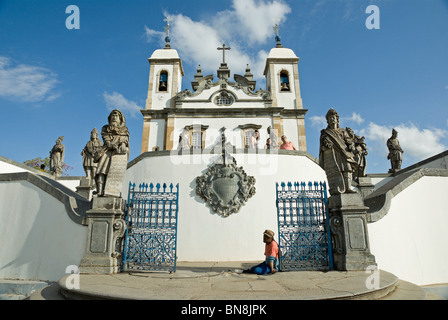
[94,109,130,197]
[319,108,360,195]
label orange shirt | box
[265,240,279,258]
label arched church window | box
[215,91,233,106]
[159,71,168,92]
[280,71,290,92]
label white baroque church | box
[124,34,326,262]
[0,24,447,292]
[140,39,307,154]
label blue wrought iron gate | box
[276,181,334,271]
[122,182,179,273]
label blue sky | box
[1,0,447,176]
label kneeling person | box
[246,230,279,275]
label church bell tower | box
[263,24,306,151]
[141,17,184,153]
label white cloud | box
[309,112,364,129]
[309,115,326,128]
[144,0,291,80]
[362,122,447,162]
[0,56,60,103]
[341,112,365,125]
[103,91,142,118]
[230,0,291,45]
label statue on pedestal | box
[346,127,368,181]
[387,129,403,173]
[79,109,130,275]
[81,128,103,184]
[94,109,130,197]
[319,108,358,195]
[49,136,65,176]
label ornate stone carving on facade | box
[196,128,256,217]
[49,136,65,177]
[387,129,404,173]
[319,108,358,196]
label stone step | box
[379,280,445,300]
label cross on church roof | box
[273,21,283,48]
[163,16,172,36]
[163,16,172,48]
[217,44,231,64]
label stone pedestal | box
[357,176,375,199]
[328,193,376,271]
[79,197,127,274]
[76,177,94,200]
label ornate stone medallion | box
[196,128,256,217]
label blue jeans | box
[250,262,272,275]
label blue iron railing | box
[276,181,334,271]
[122,182,179,273]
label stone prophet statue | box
[49,136,65,176]
[346,127,368,180]
[81,128,103,182]
[319,108,358,195]
[387,129,403,173]
[94,109,130,197]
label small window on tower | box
[280,71,290,92]
[159,71,168,92]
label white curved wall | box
[368,176,448,285]
[123,152,327,261]
[0,181,87,281]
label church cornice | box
[141,107,307,119]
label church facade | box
[140,40,307,153]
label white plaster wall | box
[149,119,166,150]
[0,181,87,281]
[368,176,448,285]
[123,153,327,261]
[0,159,32,174]
[282,119,299,149]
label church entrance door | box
[122,182,179,273]
[276,181,334,271]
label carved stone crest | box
[196,128,256,217]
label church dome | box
[149,48,180,60]
[267,47,298,59]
